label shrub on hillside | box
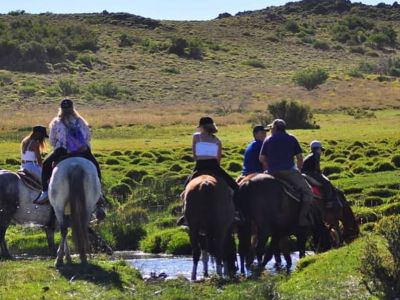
[285,20,300,33]
[187,38,204,60]
[88,81,119,98]
[361,216,400,298]
[118,33,135,47]
[313,40,330,51]
[293,67,328,90]
[242,59,266,68]
[267,100,319,129]
[0,71,12,86]
[168,37,188,56]
[0,19,98,72]
[58,78,79,96]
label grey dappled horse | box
[183,174,237,280]
[0,170,56,258]
[49,157,100,267]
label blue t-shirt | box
[260,132,303,173]
[242,139,264,175]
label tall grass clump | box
[293,67,328,90]
[268,100,319,129]
[361,216,400,298]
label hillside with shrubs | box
[1,1,400,118]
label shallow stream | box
[113,251,311,280]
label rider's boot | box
[34,191,49,205]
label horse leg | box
[279,237,292,273]
[0,224,11,259]
[273,244,282,269]
[189,229,200,281]
[238,222,252,275]
[55,223,68,268]
[44,226,57,258]
[256,231,268,269]
[297,231,307,258]
[262,235,279,269]
[201,250,209,277]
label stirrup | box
[34,191,49,205]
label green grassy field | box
[0,109,399,298]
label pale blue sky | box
[0,1,396,20]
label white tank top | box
[21,140,37,161]
[195,134,219,158]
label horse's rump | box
[184,175,233,233]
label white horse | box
[0,170,56,258]
[48,157,100,267]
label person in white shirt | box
[20,125,48,179]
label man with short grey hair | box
[259,119,314,227]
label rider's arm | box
[295,153,303,170]
[216,140,222,164]
[192,134,197,160]
[32,141,43,166]
[259,154,268,172]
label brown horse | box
[183,174,237,280]
[236,173,332,274]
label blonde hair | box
[57,107,89,128]
[21,132,46,153]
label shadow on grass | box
[56,262,123,289]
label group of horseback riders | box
[179,116,338,227]
[20,99,336,228]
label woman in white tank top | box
[20,126,48,179]
[178,117,240,226]
[189,117,238,191]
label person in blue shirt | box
[259,119,314,227]
[242,125,268,176]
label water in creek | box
[121,251,312,280]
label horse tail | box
[69,167,89,257]
[337,189,359,242]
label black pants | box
[187,159,239,191]
[41,147,101,191]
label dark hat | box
[60,98,73,109]
[198,116,215,127]
[310,140,325,151]
[268,119,286,130]
[253,125,269,134]
[33,125,49,138]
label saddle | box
[274,174,323,203]
[16,169,42,192]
